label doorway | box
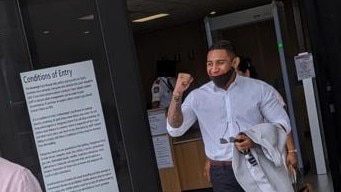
[204,2,319,173]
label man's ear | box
[232,56,240,70]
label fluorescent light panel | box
[78,14,94,20]
[132,13,169,23]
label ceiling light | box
[78,14,94,20]
[132,13,169,23]
[42,30,51,35]
[210,11,216,15]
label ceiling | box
[22,0,272,64]
[128,0,272,33]
[25,0,273,34]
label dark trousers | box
[210,165,245,192]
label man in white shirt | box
[0,157,43,192]
[167,40,293,192]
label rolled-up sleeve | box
[167,94,197,137]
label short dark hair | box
[238,56,258,78]
[208,40,237,57]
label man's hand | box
[286,132,297,168]
[173,73,193,96]
[234,133,254,152]
[286,152,298,168]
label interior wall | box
[220,21,282,87]
[134,21,209,108]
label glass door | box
[0,0,161,191]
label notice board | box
[20,60,119,192]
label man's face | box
[206,49,237,76]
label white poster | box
[20,60,119,192]
[294,52,316,81]
[148,109,167,136]
[152,135,174,169]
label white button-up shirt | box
[167,75,291,161]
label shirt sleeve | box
[167,93,197,137]
[261,85,291,133]
[271,87,286,107]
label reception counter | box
[159,128,211,192]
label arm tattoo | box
[167,95,183,128]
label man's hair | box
[238,56,258,78]
[208,40,237,57]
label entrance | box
[204,2,323,173]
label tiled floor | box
[184,171,334,192]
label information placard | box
[152,135,174,169]
[148,109,167,136]
[20,60,119,192]
[294,52,316,80]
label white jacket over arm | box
[232,123,294,192]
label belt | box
[209,159,232,166]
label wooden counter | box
[158,136,182,192]
[157,132,211,191]
[173,138,211,191]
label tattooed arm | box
[167,73,193,128]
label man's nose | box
[211,64,220,73]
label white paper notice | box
[294,53,316,80]
[20,60,119,192]
[148,109,167,136]
[152,135,174,169]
